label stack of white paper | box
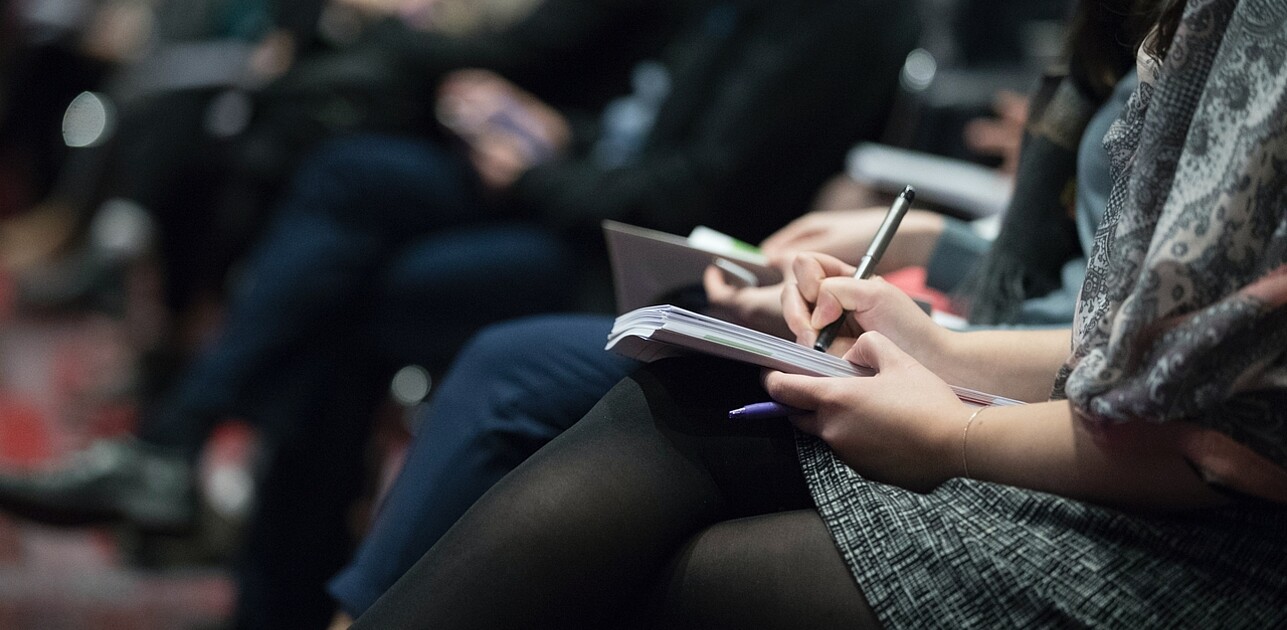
[607,305,1021,407]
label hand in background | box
[805,173,886,214]
[760,209,945,274]
[81,0,153,61]
[963,89,1029,175]
[436,69,570,191]
[701,266,792,339]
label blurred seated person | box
[0,0,547,365]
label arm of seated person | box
[765,339,1281,510]
[962,402,1287,507]
[961,402,1238,509]
[759,207,947,271]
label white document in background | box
[847,143,1014,219]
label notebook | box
[602,221,782,313]
[607,304,1022,407]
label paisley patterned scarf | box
[1055,0,1287,471]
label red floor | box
[0,270,238,629]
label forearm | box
[930,328,1070,402]
[960,401,1227,510]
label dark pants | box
[141,131,587,454]
[230,231,580,630]
[327,314,639,617]
[128,134,579,628]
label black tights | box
[353,358,878,629]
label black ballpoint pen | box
[813,185,915,352]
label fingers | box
[842,331,914,372]
[801,272,899,330]
[761,370,828,412]
[703,264,737,305]
[792,252,856,280]
[781,280,817,346]
[762,370,862,438]
[790,253,860,331]
[782,251,923,349]
[790,253,855,302]
[760,213,825,256]
[781,253,856,345]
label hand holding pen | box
[813,186,914,351]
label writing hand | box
[783,252,945,363]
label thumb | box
[842,331,915,372]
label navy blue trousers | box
[142,133,576,451]
[327,314,639,617]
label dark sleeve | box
[375,0,683,111]
[509,0,921,242]
[273,0,328,50]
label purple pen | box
[727,401,806,420]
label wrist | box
[957,405,990,480]
[916,323,959,376]
[924,403,979,488]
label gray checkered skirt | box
[796,437,1287,628]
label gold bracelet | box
[961,406,988,479]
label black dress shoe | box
[0,438,197,533]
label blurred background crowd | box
[0,0,1073,627]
